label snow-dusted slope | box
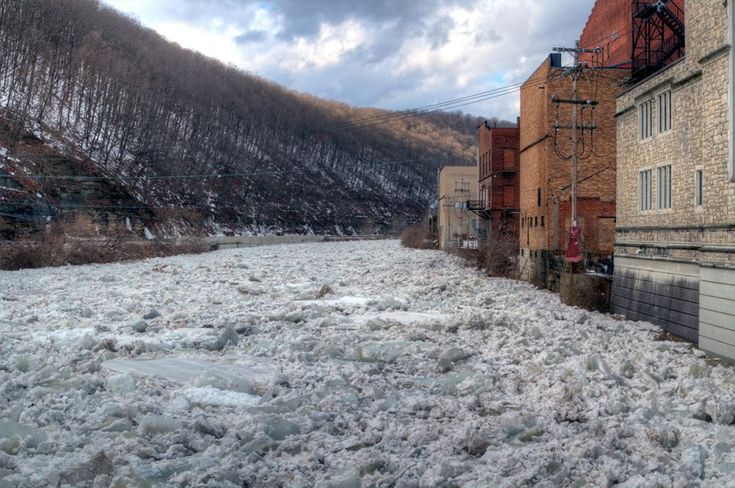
[1,241,734,486]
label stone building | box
[437,165,478,250]
[471,123,519,240]
[612,0,735,359]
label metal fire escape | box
[631,0,685,82]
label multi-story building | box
[437,165,478,250]
[518,54,626,285]
[471,123,519,240]
[517,0,632,286]
[612,0,735,360]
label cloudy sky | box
[102,0,595,120]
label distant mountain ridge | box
[0,0,512,237]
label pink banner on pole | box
[565,222,582,263]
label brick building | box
[612,0,735,359]
[437,165,478,250]
[471,123,519,239]
[579,0,634,68]
[517,0,633,286]
[518,53,626,285]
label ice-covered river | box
[1,240,734,487]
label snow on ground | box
[1,240,735,487]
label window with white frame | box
[695,169,703,207]
[657,89,672,133]
[639,99,654,139]
[657,165,672,209]
[639,169,653,211]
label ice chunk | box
[320,466,361,488]
[132,320,148,333]
[705,394,735,425]
[210,326,239,351]
[353,341,408,363]
[0,421,46,448]
[15,357,29,373]
[106,374,137,394]
[60,452,113,486]
[143,309,161,320]
[182,386,259,407]
[465,428,493,456]
[138,415,183,434]
[262,416,301,441]
[102,358,272,390]
[437,347,471,373]
[679,446,707,480]
[353,312,450,327]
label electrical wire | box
[330,76,555,132]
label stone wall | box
[613,0,735,357]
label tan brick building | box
[613,0,735,359]
[518,52,626,284]
[437,165,478,250]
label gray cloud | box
[235,29,268,44]
[103,0,596,120]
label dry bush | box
[477,228,519,278]
[1,214,208,270]
[400,220,437,250]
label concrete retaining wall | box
[611,256,700,342]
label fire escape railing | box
[631,0,685,82]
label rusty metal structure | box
[631,0,686,82]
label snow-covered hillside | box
[1,241,734,486]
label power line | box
[334,80,540,130]
[328,81,527,130]
[330,77,556,132]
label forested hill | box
[0,0,511,237]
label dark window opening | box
[537,188,541,207]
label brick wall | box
[579,0,633,67]
[519,55,626,258]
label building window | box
[537,188,541,207]
[657,89,672,133]
[639,169,653,211]
[657,165,672,209]
[541,216,545,227]
[639,99,653,139]
[695,169,703,207]
[534,216,538,227]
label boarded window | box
[657,165,672,209]
[639,100,653,139]
[639,169,653,211]
[657,89,672,133]
[503,185,515,208]
[695,169,703,207]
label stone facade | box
[518,53,626,284]
[613,0,735,358]
[437,166,478,250]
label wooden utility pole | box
[552,42,600,264]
